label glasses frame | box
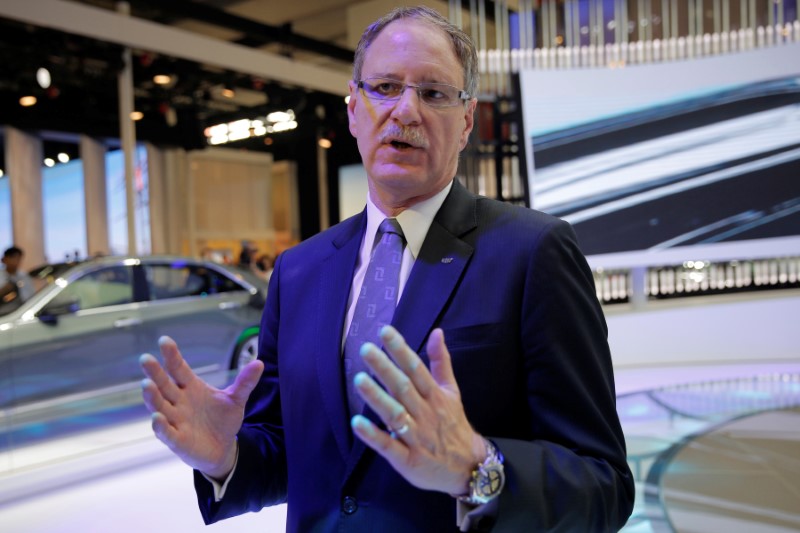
[357,77,471,108]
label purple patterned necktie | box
[343,218,405,417]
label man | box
[0,246,34,304]
[140,6,634,532]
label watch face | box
[477,464,504,497]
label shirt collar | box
[365,180,453,259]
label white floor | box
[1,361,799,533]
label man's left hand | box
[351,325,487,496]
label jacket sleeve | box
[486,219,634,532]
[194,253,289,524]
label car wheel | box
[233,334,259,371]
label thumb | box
[227,359,264,405]
[427,328,458,389]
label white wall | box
[338,163,369,221]
[606,291,800,369]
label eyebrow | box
[362,74,457,86]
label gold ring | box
[390,412,411,438]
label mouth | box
[388,140,415,150]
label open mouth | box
[389,140,414,150]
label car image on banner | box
[0,255,266,411]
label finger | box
[159,336,196,388]
[360,342,424,413]
[379,326,438,399]
[141,376,171,415]
[351,414,409,463]
[150,411,180,448]
[353,371,417,443]
[426,329,458,391]
[226,359,265,405]
[139,352,181,405]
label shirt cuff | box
[200,443,239,502]
[456,498,500,532]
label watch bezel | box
[458,439,505,505]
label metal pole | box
[672,0,679,38]
[117,1,137,255]
[740,0,746,30]
[723,0,730,33]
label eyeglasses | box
[357,77,471,108]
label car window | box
[50,266,134,311]
[145,264,244,300]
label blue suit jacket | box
[195,181,634,532]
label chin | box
[370,165,426,186]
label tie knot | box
[379,218,404,238]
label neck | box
[368,180,452,217]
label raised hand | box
[140,336,264,480]
[350,326,486,496]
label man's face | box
[2,253,22,274]
[347,19,476,210]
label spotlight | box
[318,138,332,149]
[130,111,144,121]
[267,111,293,123]
[36,67,51,89]
[153,74,172,85]
[0,169,4,177]
[221,88,235,98]
[57,153,70,163]
[19,96,37,107]
[44,158,55,167]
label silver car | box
[0,255,266,410]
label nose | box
[390,85,422,125]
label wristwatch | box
[458,438,505,505]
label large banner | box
[520,43,800,256]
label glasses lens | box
[418,83,460,107]
[360,78,466,108]
[361,79,403,100]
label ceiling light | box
[36,67,51,89]
[57,153,70,163]
[19,96,37,107]
[271,120,297,133]
[0,169,4,178]
[44,158,55,167]
[267,111,293,123]
[130,111,144,121]
[153,74,172,85]
[318,138,332,149]
[344,95,350,104]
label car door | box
[5,264,144,408]
[136,261,256,385]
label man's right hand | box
[140,336,264,480]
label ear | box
[458,98,477,151]
[347,80,358,138]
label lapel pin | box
[441,257,454,264]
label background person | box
[140,6,634,532]
[0,246,34,305]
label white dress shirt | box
[342,181,453,347]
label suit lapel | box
[316,212,366,461]
[393,181,477,355]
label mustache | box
[379,124,429,149]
